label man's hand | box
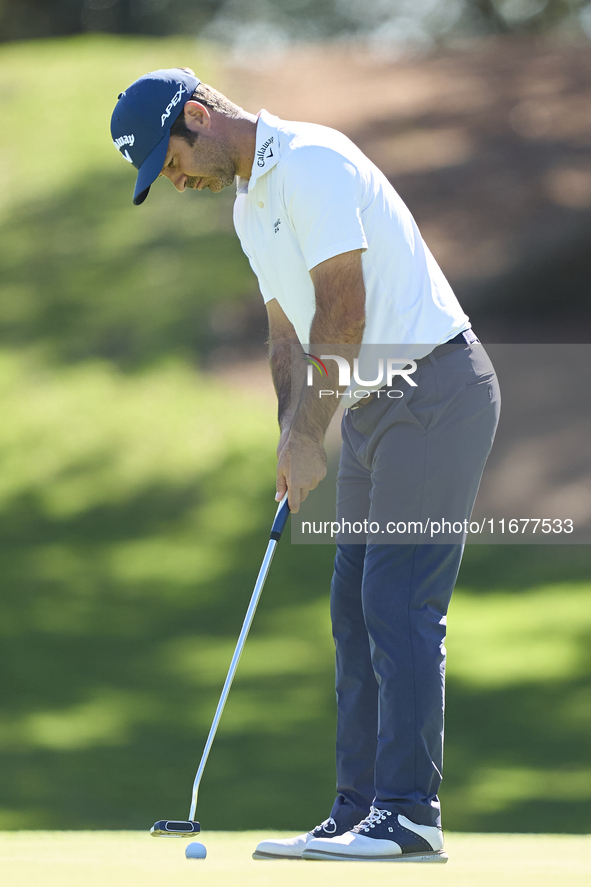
[276,431,327,513]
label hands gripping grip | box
[270,494,290,541]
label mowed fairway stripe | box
[0,831,590,887]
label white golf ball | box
[185,841,207,859]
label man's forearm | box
[291,308,365,441]
[290,248,366,442]
[269,339,304,432]
[274,249,366,511]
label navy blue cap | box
[111,68,201,205]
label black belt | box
[411,327,480,369]
[349,329,480,411]
[444,328,480,346]
[444,328,479,346]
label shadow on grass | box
[0,146,589,834]
[457,545,591,593]
[443,674,591,833]
[0,465,589,832]
[0,459,338,830]
[0,167,267,369]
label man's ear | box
[183,101,211,133]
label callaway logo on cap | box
[110,68,201,205]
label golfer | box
[111,68,500,862]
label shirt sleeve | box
[240,241,276,304]
[233,192,275,303]
[280,146,368,271]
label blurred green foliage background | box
[3,0,591,45]
[0,34,589,835]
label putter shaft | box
[188,496,289,821]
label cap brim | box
[133,133,170,206]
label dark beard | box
[186,170,235,192]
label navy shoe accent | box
[352,808,432,852]
[309,817,349,839]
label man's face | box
[160,129,236,194]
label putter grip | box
[270,496,290,541]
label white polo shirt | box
[233,111,469,400]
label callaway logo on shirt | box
[256,136,274,167]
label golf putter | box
[151,493,291,837]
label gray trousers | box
[329,342,500,829]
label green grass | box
[0,35,262,369]
[0,347,589,833]
[0,34,590,834]
[0,35,220,213]
[1,831,590,887]
[443,583,591,831]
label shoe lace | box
[314,816,337,835]
[354,806,392,833]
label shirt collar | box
[246,109,281,191]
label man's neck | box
[229,111,258,180]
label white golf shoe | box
[302,806,448,862]
[253,815,346,860]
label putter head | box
[150,819,201,837]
